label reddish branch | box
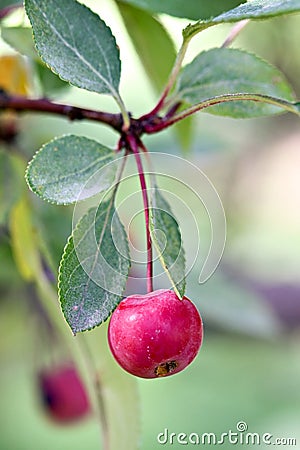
[0,90,158,290]
[0,91,191,140]
[2,91,290,139]
[0,92,124,131]
[0,91,177,142]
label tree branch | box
[0,92,124,132]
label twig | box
[0,93,124,131]
[221,19,250,48]
[143,37,191,117]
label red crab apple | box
[38,364,90,423]
[108,289,203,379]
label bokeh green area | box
[1,2,300,449]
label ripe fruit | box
[108,289,203,379]
[38,364,90,423]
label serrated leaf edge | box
[176,47,296,103]
[183,1,300,40]
[172,48,297,119]
[25,134,115,206]
[24,0,121,98]
[58,204,130,334]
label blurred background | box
[1,1,300,449]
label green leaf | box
[33,201,73,275]
[9,196,42,281]
[0,148,25,226]
[0,0,21,9]
[58,200,130,334]
[1,26,37,59]
[116,2,176,93]
[26,135,116,205]
[184,0,300,40]
[24,0,121,97]
[175,48,295,118]
[34,61,70,95]
[117,0,244,20]
[150,187,186,298]
[214,0,300,22]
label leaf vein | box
[33,0,118,97]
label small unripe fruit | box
[108,289,203,379]
[38,364,90,423]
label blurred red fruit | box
[38,364,90,423]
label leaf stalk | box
[144,93,300,133]
[144,36,192,117]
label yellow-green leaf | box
[9,196,41,281]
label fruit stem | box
[127,135,153,293]
[137,139,157,189]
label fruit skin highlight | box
[38,364,90,423]
[108,289,203,379]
